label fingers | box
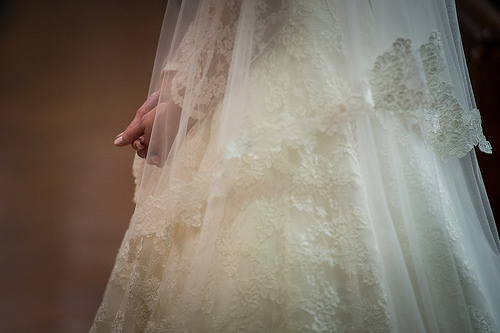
[132,136,146,151]
[148,154,162,166]
[113,123,141,146]
[123,109,156,161]
[113,91,160,146]
[114,97,176,168]
[135,103,172,166]
[122,120,148,146]
[113,131,125,145]
[136,146,147,159]
[134,141,161,165]
[137,91,160,117]
[129,91,160,129]
[128,91,161,129]
[114,107,157,148]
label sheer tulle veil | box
[142,0,499,250]
[92,0,500,331]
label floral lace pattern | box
[163,0,242,120]
[370,32,491,158]
[92,1,497,332]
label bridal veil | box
[92,1,500,332]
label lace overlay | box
[92,1,498,332]
[164,0,242,120]
[370,33,491,158]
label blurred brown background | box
[0,0,498,332]
[0,1,166,332]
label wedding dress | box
[91,0,500,332]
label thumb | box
[114,121,145,146]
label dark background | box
[0,1,166,332]
[0,0,498,332]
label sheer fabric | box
[92,0,500,332]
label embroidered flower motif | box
[370,32,491,158]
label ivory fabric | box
[92,1,500,332]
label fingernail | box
[115,132,124,138]
[133,141,145,150]
[114,136,123,145]
[150,155,161,165]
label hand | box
[113,91,159,158]
[126,108,156,159]
[113,91,184,166]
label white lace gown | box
[92,1,500,332]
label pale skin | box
[113,91,160,159]
[113,87,187,165]
[114,66,191,162]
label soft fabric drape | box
[92,1,500,332]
